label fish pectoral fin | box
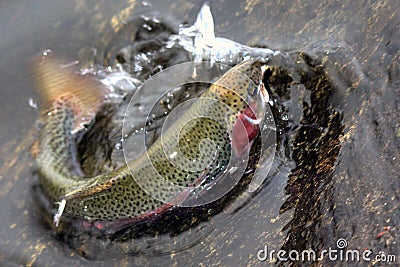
[63,176,119,200]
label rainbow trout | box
[34,54,265,227]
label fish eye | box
[262,68,273,85]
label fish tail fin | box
[33,51,106,131]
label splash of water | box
[167,2,280,65]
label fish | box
[33,53,265,226]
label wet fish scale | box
[35,57,262,221]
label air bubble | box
[28,98,37,109]
[143,24,152,31]
[115,143,122,150]
[141,1,151,7]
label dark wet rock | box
[267,47,400,265]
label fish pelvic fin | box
[63,176,119,200]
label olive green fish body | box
[35,57,262,222]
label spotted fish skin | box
[35,57,263,222]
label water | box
[0,0,399,266]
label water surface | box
[0,0,398,266]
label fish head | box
[208,60,268,155]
